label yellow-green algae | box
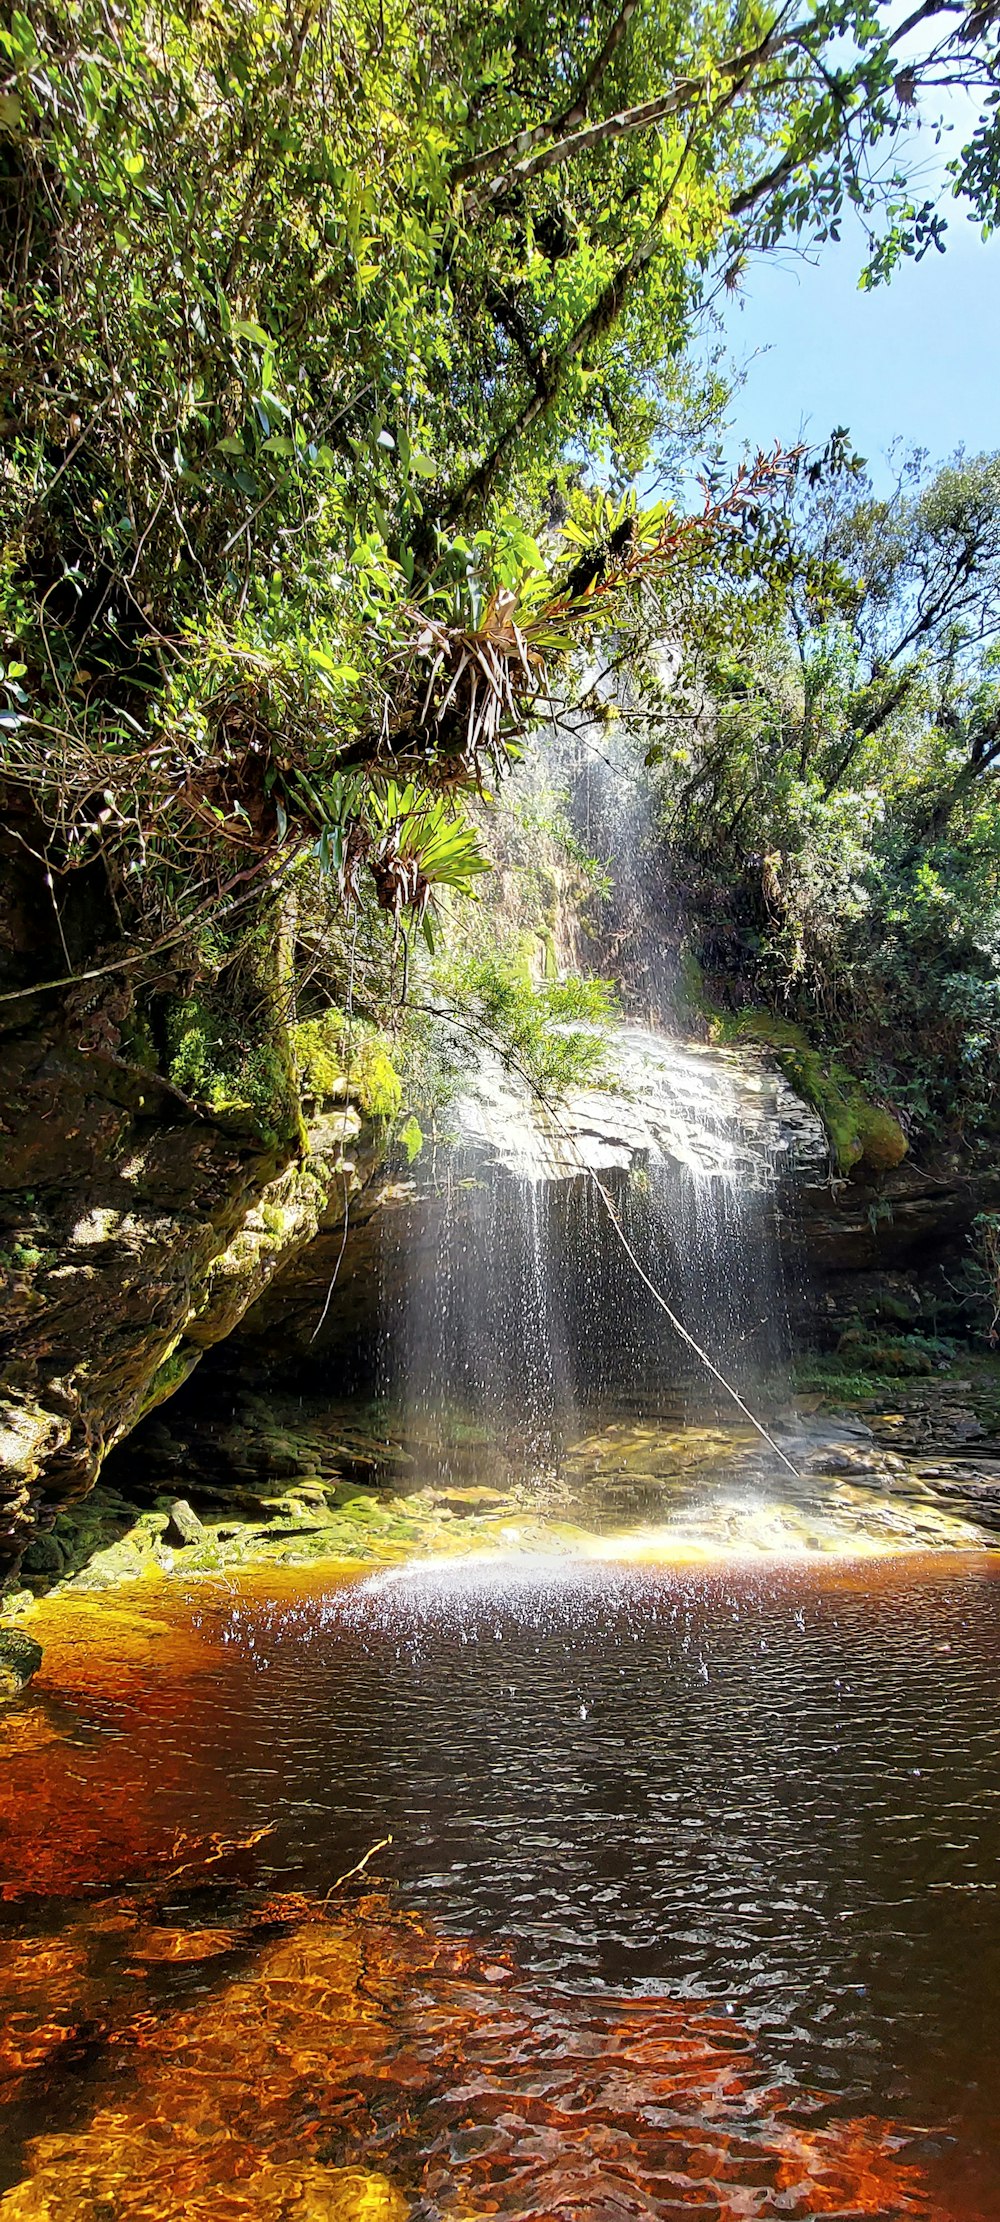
[711,1009,907,1174]
[290,1011,403,1120]
[8,1407,996,1625]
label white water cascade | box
[376,1025,828,1470]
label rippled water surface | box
[3,1552,1000,2218]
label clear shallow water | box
[229,1559,1000,2095]
[3,1553,1000,2217]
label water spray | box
[581,1163,802,1485]
[417,994,802,1483]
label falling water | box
[369,695,834,1482]
[378,1153,575,1473]
[375,1024,825,1477]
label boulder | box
[166,1498,205,1547]
[0,1624,43,1696]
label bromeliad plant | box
[0,453,798,975]
[336,449,798,805]
[7,0,1000,1010]
[359,783,493,939]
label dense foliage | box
[637,448,1000,1147]
[2,0,1000,1121]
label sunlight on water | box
[3,1555,1000,2216]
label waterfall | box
[379,1162,574,1473]
[372,715,828,1481]
[375,1026,826,1476]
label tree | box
[2,0,1000,977]
[644,448,1000,1142]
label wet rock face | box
[205,1029,829,1390]
[798,1157,1000,1279]
[177,1027,993,1405]
[453,1026,829,1187]
[0,818,381,1588]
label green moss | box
[350,1032,403,1119]
[165,994,221,1097]
[678,946,707,1015]
[119,1006,158,1071]
[163,987,299,1145]
[713,1010,907,1175]
[398,1114,423,1164]
[291,1009,402,1120]
[536,925,558,980]
[138,1343,198,1419]
[793,1357,905,1401]
[0,1242,56,1271]
[290,1010,347,1100]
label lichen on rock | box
[0,1624,42,1697]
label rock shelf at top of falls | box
[451,1025,830,1187]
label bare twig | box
[325,1834,393,1897]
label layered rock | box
[165,1026,829,1397]
[199,1026,998,1401]
[0,813,384,1584]
[0,1063,379,1581]
[451,1026,829,1186]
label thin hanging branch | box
[581,1165,802,1480]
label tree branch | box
[444,183,679,527]
[460,20,806,208]
[452,0,642,185]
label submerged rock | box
[0,1625,43,1697]
[0,1890,951,2222]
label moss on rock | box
[164,990,300,1144]
[137,1344,200,1420]
[713,1010,907,1176]
[0,1623,43,1695]
[290,1010,348,1101]
[291,1011,402,1121]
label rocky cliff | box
[0,810,386,1585]
[3,819,994,1589]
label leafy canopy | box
[643,448,1000,1143]
[2,0,1000,961]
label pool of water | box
[2,1551,1000,2218]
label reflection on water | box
[0,1892,955,2221]
[2,1556,1000,2216]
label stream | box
[3,1020,1000,2219]
[2,1541,1000,2218]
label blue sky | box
[715,99,1000,488]
[720,218,1000,486]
